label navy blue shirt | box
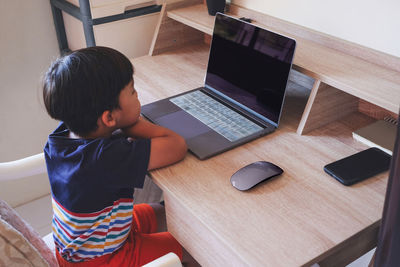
[44,122,151,213]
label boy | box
[42,46,187,266]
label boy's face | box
[113,79,141,128]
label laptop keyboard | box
[169,91,263,142]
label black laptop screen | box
[205,14,296,125]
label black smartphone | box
[324,147,391,186]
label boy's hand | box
[122,117,187,170]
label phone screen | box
[324,147,391,186]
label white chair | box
[0,153,181,267]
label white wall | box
[233,0,400,57]
[0,0,60,206]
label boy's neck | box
[69,125,115,140]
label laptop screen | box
[205,13,296,125]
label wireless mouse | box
[230,161,283,191]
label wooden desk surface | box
[132,44,388,266]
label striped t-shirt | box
[44,123,150,262]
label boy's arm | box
[121,117,187,170]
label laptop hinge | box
[202,85,277,128]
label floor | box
[348,250,375,267]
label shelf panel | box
[167,4,214,35]
[164,4,400,114]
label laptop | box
[141,13,296,160]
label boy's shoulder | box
[48,122,129,147]
[46,122,151,164]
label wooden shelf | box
[164,4,400,116]
[167,4,214,35]
[154,2,400,137]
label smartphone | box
[324,147,391,186]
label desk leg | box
[50,1,69,53]
[50,0,96,53]
[297,80,359,135]
[368,251,376,267]
[78,0,95,47]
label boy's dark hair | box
[43,46,133,136]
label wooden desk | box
[132,43,388,266]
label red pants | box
[56,203,182,266]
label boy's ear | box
[100,110,117,128]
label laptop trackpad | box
[153,110,210,139]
